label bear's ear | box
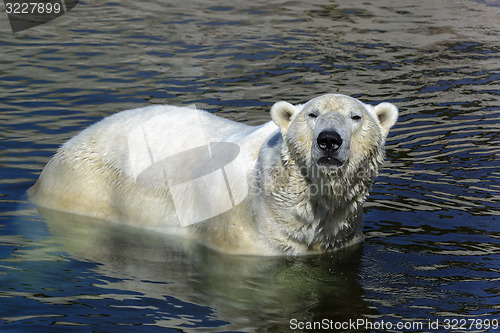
[271,101,297,132]
[373,102,398,138]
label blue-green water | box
[1,0,499,332]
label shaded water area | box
[1,0,499,331]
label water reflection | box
[7,207,373,331]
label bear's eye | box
[308,113,318,119]
[351,115,362,121]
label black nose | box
[317,131,342,152]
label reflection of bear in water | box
[36,207,372,332]
[29,94,398,255]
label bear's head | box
[271,94,398,186]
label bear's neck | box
[259,154,374,254]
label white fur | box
[29,94,398,256]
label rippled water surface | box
[1,0,499,332]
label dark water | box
[1,0,499,332]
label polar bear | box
[29,94,397,256]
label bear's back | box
[29,105,278,229]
